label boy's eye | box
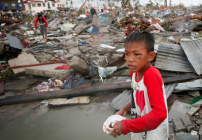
[125,53,129,55]
[134,53,141,56]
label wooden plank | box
[0,73,198,106]
[0,82,132,106]
[48,96,90,107]
[163,73,197,84]
[0,19,22,23]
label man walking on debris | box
[34,13,49,41]
[110,31,168,140]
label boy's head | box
[124,31,156,73]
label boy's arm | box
[110,102,131,137]
[121,72,167,135]
[116,102,131,116]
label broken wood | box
[48,96,90,107]
[0,73,198,106]
[163,73,198,84]
[0,82,132,106]
[0,19,22,23]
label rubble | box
[25,63,74,78]
[8,52,40,74]
[0,3,202,139]
[189,91,201,98]
[173,115,193,132]
[67,56,89,74]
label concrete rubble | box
[0,4,202,140]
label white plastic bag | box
[98,66,117,77]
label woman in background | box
[34,13,49,41]
[90,8,100,45]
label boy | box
[110,31,168,140]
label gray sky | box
[62,0,202,8]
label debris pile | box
[0,6,202,140]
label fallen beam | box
[0,19,22,23]
[0,82,132,106]
[163,73,198,84]
[0,73,198,106]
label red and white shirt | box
[121,66,168,140]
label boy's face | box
[125,42,156,73]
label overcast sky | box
[61,0,202,8]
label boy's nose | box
[128,55,134,62]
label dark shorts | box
[91,26,99,35]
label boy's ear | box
[148,51,156,61]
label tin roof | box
[155,43,195,73]
[110,83,177,110]
[180,40,202,75]
[6,34,24,50]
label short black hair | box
[124,31,154,53]
[90,8,96,15]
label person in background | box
[34,13,48,41]
[90,4,95,17]
[90,8,100,45]
[44,13,48,19]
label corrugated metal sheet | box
[110,84,178,110]
[180,40,202,75]
[110,90,132,110]
[165,83,178,99]
[155,43,195,73]
[6,34,24,50]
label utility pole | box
[164,0,167,7]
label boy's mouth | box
[128,65,136,69]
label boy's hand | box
[110,121,123,137]
[115,109,127,117]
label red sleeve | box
[121,67,167,134]
[34,17,38,29]
[130,72,133,79]
[43,17,48,28]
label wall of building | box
[24,1,57,15]
[57,2,65,8]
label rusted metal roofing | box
[180,40,202,75]
[155,43,195,73]
[110,84,177,110]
